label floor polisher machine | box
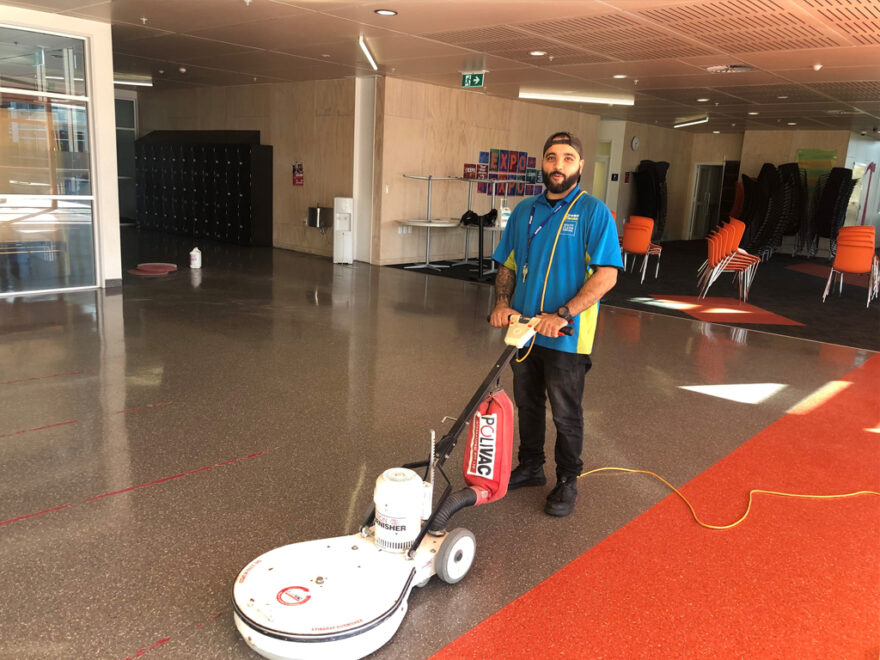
[232,315,571,659]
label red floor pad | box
[787,262,870,288]
[137,262,178,273]
[127,268,171,277]
[650,295,804,325]
[433,356,880,658]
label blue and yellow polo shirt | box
[492,186,623,354]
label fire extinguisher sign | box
[466,412,497,479]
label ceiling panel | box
[717,83,831,103]
[66,0,306,32]
[323,0,608,35]
[111,23,174,43]
[633,70,788,89]
[3,0,877,137]
[380,53,527,76]
[731,45,880,70]
[641,87,747,104]
[801,0,880,46]
[184,12,400,51]
[114,34,258,61]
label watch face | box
[630,136,640,151]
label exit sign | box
[461,72,485,88]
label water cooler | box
[333,197,354,264]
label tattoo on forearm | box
[495,267,515,304]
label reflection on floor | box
[0,230,877,659]
[640,295,804,325]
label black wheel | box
[435,528,476,584]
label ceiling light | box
[813,63,823,71]
[359,35,378,71]
[696,98,710,102]
[114,78,153,87]
[712,130,720,134]
[747,111,759,115]
[705,64,755,74]
[114,73,153,87]
[530,50,546,57]
[673,114,709,128]
[518,89,634,106]
[613,74,627,79]
[178,67,187,73]
[787,122,797,126]
[777,95,789,99]
[374,9,397,16]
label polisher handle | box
[486,314,574,336]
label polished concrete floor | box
[0,230,875,659]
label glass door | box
[690,164,723,239]
[0,26,96,296]
[115,92,137,223]
[592,141,611,202]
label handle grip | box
[486,314,574,336]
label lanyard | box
[522,192,573,282]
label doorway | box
[115,90,137,224]
[592,141,611,202]
[689,164,723,239]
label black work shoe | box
[544,477,578,517]
[508,463,546,490]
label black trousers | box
[511,345,592,480]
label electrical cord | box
[579,466,880,530]
[516,191,587,364]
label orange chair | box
[823,226,878,307]
[628,215,662,278]
[621,223,652,284]
[699,219,759,301]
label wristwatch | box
[556,305,573,322]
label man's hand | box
[534,312,570,338]
[490,304,518,328]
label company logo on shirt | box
[561,220,577,236]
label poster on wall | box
[292,162,304,186]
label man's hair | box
[542,131,583,159]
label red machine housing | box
[462,389,513,505]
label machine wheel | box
[436,528,476,584]
[415,576,431,588]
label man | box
[489,131,623,517]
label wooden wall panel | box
[376,77,601,265]
[739,129,850,177]
[138,78,355,257]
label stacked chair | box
[633,161,669,242]
[745,163,786,260]
[698,217,760,301]
[801,167,855,257]
[821,226,878,308]
[778,163,808,255]
[629,215,662,276]
[621,217,660,284]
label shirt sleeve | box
[585,204,624,269]
[492,207,519,271]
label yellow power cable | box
[579,466,880,530]
[516,191,588,363]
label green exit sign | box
[461,72,485,88]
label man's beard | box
[542,169,580,194]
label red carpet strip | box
[433,355,880,658]
[787,261,870,288]
[648,295,804,325]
